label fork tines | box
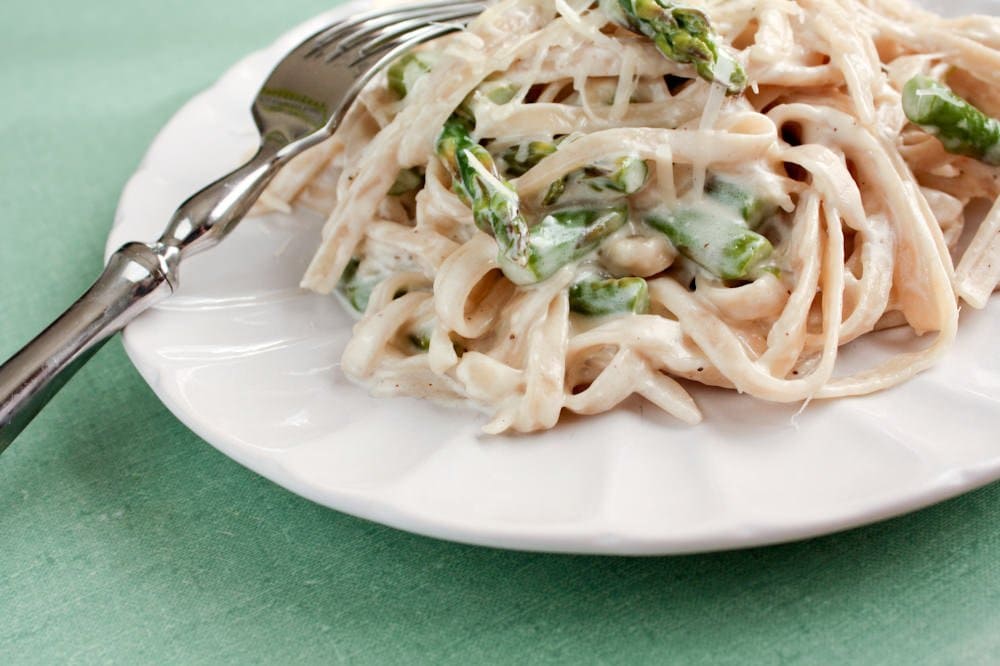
[305,0,487,61]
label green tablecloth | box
[2,1,998,663]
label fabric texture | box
[1,1,998,663]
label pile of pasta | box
[258,0,1000,433]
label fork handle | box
[0,134,294,453]
[0,242,174,452]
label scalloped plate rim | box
[109,0,1000,554]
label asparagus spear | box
[646,207,772,280]
[502,141,559,177]
[438,86,632,285]
[388,167,424,196]
[569,277,650,315]
[602,0,746,93]
[902,75,1000,166]
[502,138,649,204]
[592,156,650,195]
[705,175,773,228]
[407,330,432,352]
[544,155,650,206]
[452,80,520,127]
[386,52,436,99]
[337,258,379,313]
[478,80,520,106]
[501,206,630,285]
[436,116,531,263]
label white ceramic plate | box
[107,0,1000,554]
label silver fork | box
[0,0,485,452]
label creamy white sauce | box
[259,0,997,433]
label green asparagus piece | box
[407,330,432,352]
[337,258,378,313]
[479,80,520,105]
[501,140,565,203]
[453,80,520,126]
[436,116,531,263]
[437,84,634,285]
[545,155,650,205]
[502,141,559,177]
[337,259,422,313]
[542,179,566,207]
[500,205,629,285]
[569,277,650,315]
[388,167,424,195]
[501,137,649,202]
[646,207,772,280]
[596,155,650,194]
[603,0,746,93]
[386,52,435,99]
[705,175,773,228]
[902,75,1000,166]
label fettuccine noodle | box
[259,0,999,433]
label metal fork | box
[0,0,485,452]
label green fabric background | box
[1,1,998,663]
